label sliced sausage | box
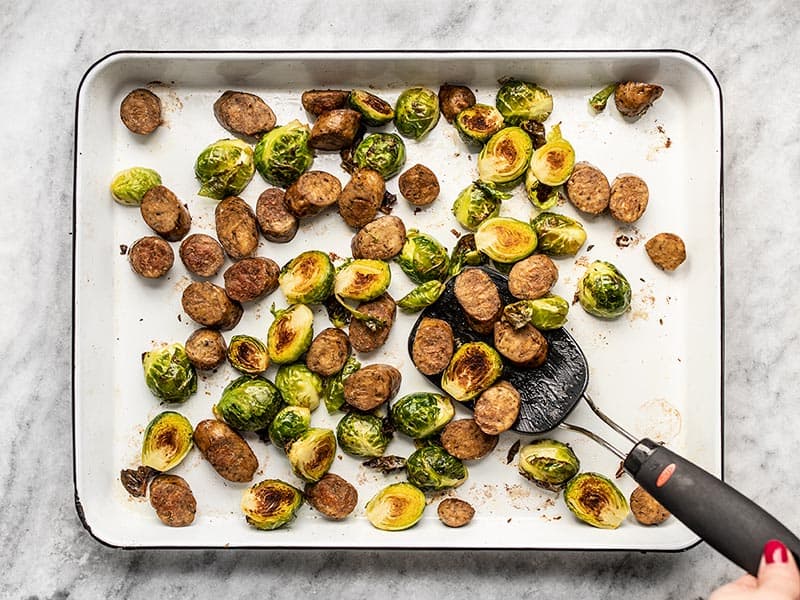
[440,419,498,460]
[338,168,385,229]
[255,188,298,243]
[120,88,161,135]
[614,82,664,119]
[398,164,440,207]
[343,364,401,411]
[630,485,671,525]
[350,215,406,260]
[304,473,358,520]
[473,381,521,435]
[306,328,351,376]
[437,497,475,527]
[185,328,227,370]
[645,233,686,271]
[181,281,243,331]
[508,254,558,300]
[301,89,351,116]
[493,321,547,368]
[129,236,174,279]
[566,162,610,215]
[284,171,342,219]
[309,109,361,151]
[411,317,454,376]
[213,90,276,139]
[223,257,280,302]
[609,175,649,223]
[348,293,396,353]
[179,233,225,277]
[454,268,502,335]
[215,196,259,260]
[149,474,196,527]
[438,84,476,123]
[194,419,258,482]
[140,185,191,242]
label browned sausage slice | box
[630,485,671,525]
[645,233,686,271]
[223,257,280,302]
[120,88,162,135]
[609,175,649,223]
[215,196,259,260]
[348,293,396,353]
[181,281,243,331]
[566,162,610,215]
[438,84,476,123]
[473,381,521,435]
[304,473,358,520]
[508,254,558,300]
[185,328,227,370]
[301,90,351,116]
[411,317,454,376]
[129,236,174,279]
[614,82,664,118]
[179,233,225,277]
[149,474,196,527]
[306,328,351,376]
[454,268,502,335]
[338,168,385,229]
[255,188,298,243]
[437,497,475,527]
[284,171,342,219]
[440,419,498,460]
[309,109,362,151]
[350,215,406,260]
[343,364,401,410]
[140,185,191,242]
[493,321,547,368]
[398,164,440,207]
[213,90,276,138]
[193,419,258,482]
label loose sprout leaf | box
[589,83,617,112]
[362,455,407,474]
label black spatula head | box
[407,267,588,434]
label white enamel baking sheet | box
[73,51,722,549]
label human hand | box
[710,540,800,600]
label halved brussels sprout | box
[589,83,617,112]
[348,90,394,126]
[448,233,488,277]
[267,304,314,364]
[275,363,324,412]
[396,229,450,284]
[142,343,198,404]
[214,375,284,431]
[397,280,445,313]
[141,411,194,472]
[577,260,632,319]
[529,123,575,187]
[474,217,538,263]
[279,250,335,305]
[406,445,468,491]
[518,439,580,491]
[394,87,440,140]
[194,138,256,200]
[525,167,561,211]
[530,212,587,256]
[564,472,629,529]
[454,104,505,145]
[241,479,303,530]
[334,259,391,302]
[336,412,392,458]
[503,295,570,330]
[365,482,426,531]
[390,392,455,439]
[441,342,503,402]
[254,120,314,188]
[110,167,162,206]
[268,405,312,451]
[286,427,337,482]
[452,180,511,231]
[227,335,269,374]
[323,356,360,413]
[477,127,533,188]
[495,79,553,124]
[353,133,406,179]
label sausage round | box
[437,497,475,527]
[343,364,401,411]
[304,473,358,520]
[630,485,671,525]
[454,268,502,335]
[305,328,351,376]
[149,474,196,527]
[398,164,440,207]
[440,419,498,460]
[438,84,476,123]
[350,215,406,260]
[179,233,225,277]
[348,293,396,353]
[338,168,385,229]
[473,381,521,435]
[645,233,686,271]
[120,88,161,135]
[185,328,227,370]
[493,321,547,368]
[213,90,276,139]
[309,109,361,151]
[140,185,191,242]
[614,82,664,119]
[508,254,558,300]
[129,236,174,279]
[255,188,298,243]
[411,317,454,376]
[284,171,342,219]
[181,281,243,331]
[215,196,259,260]
[566,162,610,215]
[193,419,258,482]
[301,89,351,116]
[223,257,280,302]
[609,175,649,223]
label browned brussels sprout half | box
[141,411,194,472]
[241,479,303,530]
[518,439,579,491]
[365,482,426,531]
[564,472,629,529]
[227,335,269,374]
[441,341,503,402]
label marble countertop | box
[4,1,799,598]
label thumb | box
[757,539,800,599]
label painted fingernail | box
[764,539,789,564]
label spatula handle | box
[624,438,800,575]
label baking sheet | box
[73,51,722,549]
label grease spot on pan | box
[635,398,682,443]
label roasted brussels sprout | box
[194,138,256,200]
[227,335,269,374]
[589,83,617,112]
[241,479,303,530]
[477,127,533,188]
[348,89,395,126]
[267,303,314,364]
[441,342,503,402]
[396,229,450,284]
[254,120,314,188]
[495,79,553,124]
[525,167,561,211]
[336,412,392,458]
[448,233,488,276]
[454,104,505,146]
[406,445,468,491]
[110,167,162,206]
[528,123,575,187]
[397,280,445,313]
[214,375,284,431]
[474,217,538,264]
[390,392,455,439]
[275,363,324,412]
[394,87,440,140]
[268,405,312,451]
[564,472,629,529]
[353,133,406,179]
[141,411,194,472]
[503,295,570,330]
[577,260,632,319]
[452,180,511,231]
[334,259,391,302]
[142,343,198,404]
[323,356,361,413]
[286,427,337,482]
[365,482,426,531]
[279,250,335,305]
[518,439,580,491]
[530,212,587,256]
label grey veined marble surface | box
[3,1,800,598]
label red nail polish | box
[764,539,789,564]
